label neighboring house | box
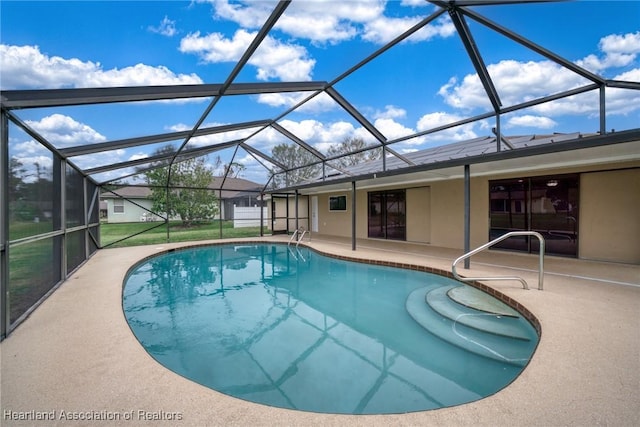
[100,177,265,224]
[101,186,156,223]
[99,201,108,220]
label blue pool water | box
[123,243,538,414]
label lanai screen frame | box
[1,0,639,338]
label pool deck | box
[1,235,639,426]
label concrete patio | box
[1,235,638,426]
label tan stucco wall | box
[429,180,463,248]
[579,168,640,263]
[316,192,352,237]
[312,181,486,249]
[406,187,431,243]
[283,163,640,264]
[424,179,488,249]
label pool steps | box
[406,285,536,367]
[427,286,531,341]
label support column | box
[1,111,9,338]
[259,193,264,237]
[464,164,471,269]
[599,85,606,134]
[285,195,290,234]
[495,114,501,152]
[352,181,356,251]
[295,190,299,231]
[54,158,65,281]
[219,189,223,239]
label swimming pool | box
[123,243,538,414]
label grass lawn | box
[5,220,264,326]
[100,220,264,247]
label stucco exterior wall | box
[277,164,639,264]
[316,192,352,237]
[579,168,640,263]
[406,187,431,243]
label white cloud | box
[208,0,275,28]
[0,44,203,89]
[187,0,455,87]
[362,14,455,45]
[256,91,336,113]
[72,149,128,171]
[374,118,415,140]
[9,114,128,175]
[416,112,477,142]
[128,153,150,161]
[401,0,430,6]
[12,140,44,156]
[25,114,107,148]
[374,105,407,120]
[278,118,356,150]
[275,6,359,45]
[437,31,640,122]
[505,115,557,129]
[578,31,640,73]
[207,0,453,46]
[439,60,589,111]
[252,36,316,81]
[180,29,252,62]
[208,0,383,45]
[148,16,178,37]
[180,29,315,81]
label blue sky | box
[2,0,639,184]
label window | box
[113,199,124,214]
[329,195,347,211]
[368,190,406,240]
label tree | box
[270,143,321,187]
[326,136,382,170]
[8,158,26,202]
[225,161,246,178]
[144,147,218,227]
[212,155,246,178]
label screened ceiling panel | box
[274,102,381,158]
[1,0,638,193]
[69,139,185,172]
[8,98,216,150]
[465,17,597,108]
[184,124,266,151]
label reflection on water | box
[123,244,537,414]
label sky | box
[1,0,639,185]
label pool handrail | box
[288,227,309,248]
[452,231,545,290]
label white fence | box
[233,206,268,228]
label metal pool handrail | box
[452,231,545,290]
[288,227,309,248]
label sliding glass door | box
[368,190,406,240]
[489,174,579,256]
